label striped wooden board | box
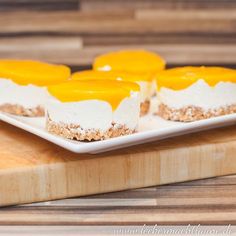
[1,175,236,225]
[2,119,236,207]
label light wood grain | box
[80,0,236,11]
[0,37,83,64]
[1,121,236,207]
[0,7,235,66]
[1,40,235,66]
[135,9,236,20]
[0,11,235,34]
[2,176,236,225]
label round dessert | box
[93,50,165,115]
[0,60,70,117]
[156,66,236,122]
[72,70,153,116]
[46,80,141,141]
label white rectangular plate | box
[1,106,236,154]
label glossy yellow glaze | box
[47,80,140,110]
[93,50,165,74]
[157,66,236,90]
[0,60,70,86]
[71,70,153,82]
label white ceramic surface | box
[1,108,236,154]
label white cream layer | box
[0,78,50,109]
[46,92,140,132]
[158,79,236,110]
[137,81,152,102]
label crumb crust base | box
[0,103,44,117]
[46,116,136,141]
[157,103,236,122]
[140,100,150,116]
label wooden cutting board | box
[1,121,236,207]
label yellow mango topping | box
[93,50,165,74]
[47,80,140,110]
[71,70,153,82]
[0,60,70,86]
[157,66,236,90]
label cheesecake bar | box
[93,50,165,115]
[156,66,236,122]
[72,70,153,116]
[0,60,70,117]
[46,80,140,141]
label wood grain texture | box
[0,11,235,34]
[0,1,235,66]
[1,175,236,225]
[0,37,83,64]
[0,0,79,11]
[1,121,236,207]
[80,0,236,11]
[1,40,236,66]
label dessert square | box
[93,50,165,115]
[71,70,153,116]
[46,80,141,141]
[156,66,236,122]
[0,60,70,117]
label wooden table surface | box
[0,175,236,225]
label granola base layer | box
[140,100,150,116]
[46,116,136,141]
[0,103,44,117]
[157,103,236,122]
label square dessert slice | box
[0,60,70,117]
[156,66,236,122]
[93,50,166,115]
[71,70,152,116]
[46,80,140,141]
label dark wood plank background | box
[0,0,236,70]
